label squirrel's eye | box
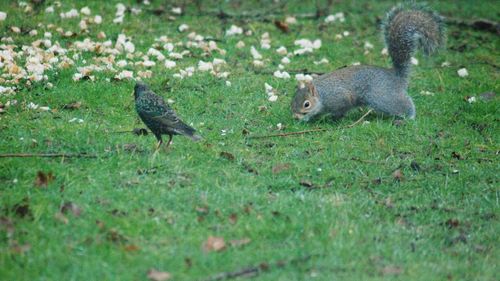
[303,100,311,108]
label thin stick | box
[0,153,98,158]
[346,109,373,128]
[247,128,327,139]
[203,254,317,281]
[248,110,373,139]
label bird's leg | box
[154,134,163,151]
[165,134,173,148]
[155,139,163,150]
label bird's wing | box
[139,91,183,127]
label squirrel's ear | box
[306,82,319,97]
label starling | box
[134,81,202,148]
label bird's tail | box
[383,2,445,79]
[176,122,203,142]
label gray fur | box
[291,3,444,121]
[383,2,445,79]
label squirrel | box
[291,3,445,122]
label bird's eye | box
[303,100,311,109]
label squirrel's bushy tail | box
[383,2,445,79]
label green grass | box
[0,0,498,280]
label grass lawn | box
[0,0,498,280]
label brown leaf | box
[123,143,139,152]
[299,179,314,188]
[381,265,403,276]
[392,169,404,181]
[106,228,127,244]
[230,238,251,248]
[0,217,15,235]
[220,151,235,161]
[147,269,171,281]
[60,202,82,217]
[203,236,226,252]
[34,171,55,187]
[228,213,238,224]
[274,20,290,33]
[124,244,140,252]
[54,212,68,224]
[195,205,209,214]
[62,101,82,110]
[10,242,31,254]
[445,218,460,229]
[272,163,290,174]
[96,220,105,230]
[451,151,462,160]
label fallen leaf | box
[203,236,226,252]
[259,262,270,271]
[243,203,253,214]
[228,213,238,224]
[451,151,462,160]
[0,217,15,235]
[381,265,403,276]
[274,20,290,33]
[62,101,82,110]
[106,228,127,244]
[230,238,251,248]
[445,218,460,229]
[195,206,209,215]
[147,269,171,281]
[220,151,235,161]
[272,163,290,174]
[123,143,139,152]
[10,242,31,254]
[124,244,140,252]
[299,179,314,188]
[60,202,82,217]
[54,212,68,224]
[34,171,55,187]
[392,169,404,181]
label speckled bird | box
[134,81,202,148]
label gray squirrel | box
[291,3,445,122]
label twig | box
[110,128,150,135]
[247,110,373,139]
[203,254,317,281]
[0,153,98,158]
[346,109,373,128]
[247,128,327,139]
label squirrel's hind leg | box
[366,90,415,119]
